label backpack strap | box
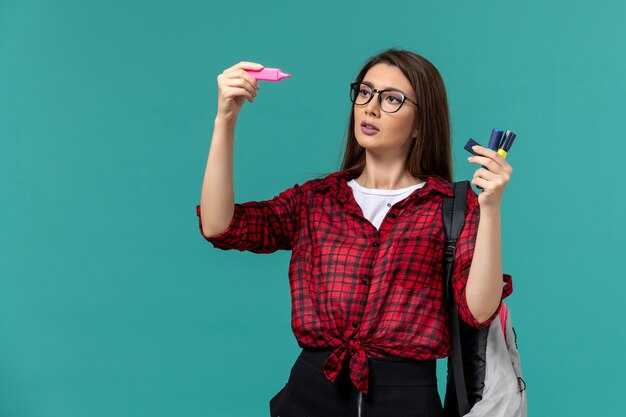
[442,180,471,416]
[442,181,469,303]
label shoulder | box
[460,182,479,218]
[456,181,479,217]
[464,182,478,206]
[264,171,346,203]
[439,179,478,217]
[300,170,352,193]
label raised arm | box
[199,61,263,237]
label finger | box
[223,61,265,74]
[468,155,505,173]
[471,145,508,170]
[218,76,256,101]
[223,68,261,90]
[223,86,255,103]
[474,169,509,191]
[223,61,264,72]
[222,77,257,98]
[237,68,261,90]
[226,78,257,96]
[471,176,491,190]
[473,167,498,181]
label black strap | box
[442,180,470,416]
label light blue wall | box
[2,0,624,415]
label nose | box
[365,91,380,116]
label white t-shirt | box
[346,178,426,230]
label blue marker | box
[487,129,504,150]
[498,131,517,156]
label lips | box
[361,121,379,131]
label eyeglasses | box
[349,82,418,113]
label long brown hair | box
[317,48,453,183]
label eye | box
[359,88,371,97]
[386,94,402,104]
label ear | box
[411,118,419,139]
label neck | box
[355,165,423,190]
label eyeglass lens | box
[350,83,405,112]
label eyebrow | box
[361,80,409,96]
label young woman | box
[197,48,514,417]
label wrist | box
[479,202,501,217]
[214,115,237,129]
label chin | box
[354,135,374,149]
[356,139,387,152]
[355,132,381,144]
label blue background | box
[2,0,624,415]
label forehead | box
[362,63,412,92]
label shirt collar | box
[308,170,454,199]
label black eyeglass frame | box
[349,82,419,113]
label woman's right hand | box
[216,61,263,123]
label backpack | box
[441,180,528,417]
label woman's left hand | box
[467,145,513,208]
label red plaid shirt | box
[196,170,513,394]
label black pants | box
[269,347,444,417]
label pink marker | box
[245,67,292,81]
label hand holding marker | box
[465,129,517,190]
[215,62,291,126]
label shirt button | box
[372,241,378,247]
[387,203,391,207]
[361,278,368,285]
[352,321,359,328]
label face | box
[353,63,418,155]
